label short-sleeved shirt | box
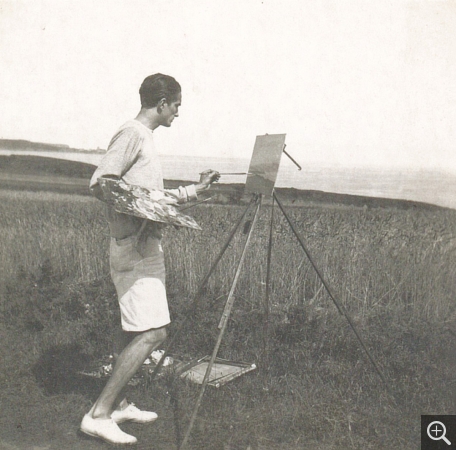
[90,120,197,239]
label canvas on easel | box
[244,134,286,196]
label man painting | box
[80,74,220,445]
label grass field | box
[0,189,455,449]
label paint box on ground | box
[179,356,257,388]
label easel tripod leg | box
[149,197,257,380]
[263,195,275,364]
[179,195,263,450]
[144,198,258,449]
[167,377,182,447]
[272,191,388,387]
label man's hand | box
[157,196,179,206]
[196,169,220,194]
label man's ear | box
[157,98,167,112]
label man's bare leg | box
[111,328,136,412]
[88,326,166,419]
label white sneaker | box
[80,414,137,445]
[111,403,158,424]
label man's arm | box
[89,126,143,200]
[90,174,120,201]
[164,170,220,203]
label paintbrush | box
[199,172,253,176]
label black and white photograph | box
[0,1,455,449]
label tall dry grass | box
[0,189,455,449]
[0,190,108,284]
[166,202,455,325]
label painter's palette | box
[244,134,286,196]
[98,177,202,230]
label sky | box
[0,0,455,173]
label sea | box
[1,149,455,210]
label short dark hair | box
[139,74,181,108]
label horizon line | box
[0,139,455,176]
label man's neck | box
[134,108,160,131]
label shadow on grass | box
[32,343,102,399]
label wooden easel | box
[150,135,387,449]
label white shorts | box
[110,235,170,332]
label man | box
[81,74,220,445]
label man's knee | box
[139,326,167,347]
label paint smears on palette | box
[98,177,202,230]
[245,134,287,196]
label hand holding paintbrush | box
[196,169,221,193]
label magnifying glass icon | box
[427,421,452,445]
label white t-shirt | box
[89,120,196,238]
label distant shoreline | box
[1,142,455,210]
[0,138,105,154]
[0,154,449,212]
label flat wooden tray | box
[179,356,257,388]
